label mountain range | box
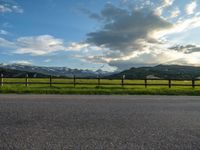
[1,64,200,79]
[0,67,48,78]
[0,63,112,78]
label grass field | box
[0,78,200,95]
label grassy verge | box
[0,85,200,95]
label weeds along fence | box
[0,74,200,88]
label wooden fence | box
[0,74,200,88]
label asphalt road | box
[0,95,200,150]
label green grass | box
[0,78,200,95]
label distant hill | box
[108,65,200,79]
[0,67,49,78]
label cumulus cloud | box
[86,4,172,61]
[15,35,66,55]
[78,2,200,70]
[0,35,102,56]
[73,4,176,70]
[185,1,197,15]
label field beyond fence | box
[1,74,200,95]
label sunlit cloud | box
[185,1,197,15]
[155,0,174,16]
[15,35,65,55]
[153,15,200,39]
[169,7,180,18]
[10,60,32,65]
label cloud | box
[78,3,200,70]
[0,37,15,48]
[66,42,90,51]
[163,0,174,6]
[11,5,23,13]
[170,7,180,18]
[15,35,66,55]
[185,1,197,15]
[74,55,107,64]
[86,4,172,59]
[66,42,103,52]
[79,7,102,20]
[10,60,32,65]
[0,4,23,13]
[153,15,200,39]
[155,0,174,16]
[108,47,200,70]
[76,4,179,70]
[0,4,12,13]
[108,48,181,70]
[169,44,200,54]
[0,29,9,35]
[0,35,103,56]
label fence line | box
[0,74,200,88]
[0,73,3,87]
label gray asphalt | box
[0,95,200,150]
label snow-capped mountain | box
[0,63,113,78]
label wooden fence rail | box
[0,74,200,88]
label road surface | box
[0,95,200,150]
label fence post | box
[121,75,125,87]
[25,74,28,87]
[49,75,52,87]
[145,78,147,88]
[97,75,100,86]
[0,74,3,87]
[73,75,76,88]
[192,79,195,89]
[168,79,171,88]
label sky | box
[0,0,200,71]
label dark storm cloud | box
[86,3,172,56]
[79,7,103,20]
[170,44,200,54]
[79,3,174,70]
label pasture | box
[0,78,200,95]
